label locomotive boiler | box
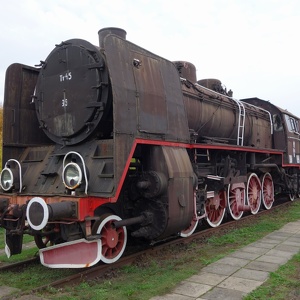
[0,27,299,268]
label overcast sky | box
[1,0,300,116]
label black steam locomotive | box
[0,27,299,268]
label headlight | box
[0,168,14,191]
[62,162,82,190]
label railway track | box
[0,257,39,272]
[0,198,295,300]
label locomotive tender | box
[0,27,299,268]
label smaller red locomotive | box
[0,27,299,268]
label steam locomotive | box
[0,27,299,268]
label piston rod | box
[113,214,147,229]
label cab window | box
[273,114,283,131]
[284,114,299,133]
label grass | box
[0,264,75,290]
[0,227,36,263]
[0,201,299,299]
[0,247,38,263]
[245,252,300,300]
[0,228,34,249]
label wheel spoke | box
[205,189,226,227]
[180,216,198,237]
[247,173,261,214]
[227,183,245,220]
[261,173,274,209]
[93,214,127,264]
[34,226,55,249]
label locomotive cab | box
[242,97,300,165]
[282,113,300,164]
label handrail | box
[4,159,22,193]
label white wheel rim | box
[96,215,127,264]
[205,191,226,227]
[180,218,198,237]
[247,173,262,214]
[261,173,274,210]
[227,184,245,220]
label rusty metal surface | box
[103,34,190,195]
[284,114,300,164]
[153,146,194,237]
[104,34,189,142]
[182,82,272,148]
[34,39,110,146]
[2,63,51,166]
[242,97,286,150]
[173,61,197,83]
[133,53,168,135]
[17,140,116,196]
[242,97,300,164]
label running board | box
[40,239,102,268]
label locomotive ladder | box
[195,149,210,161]
[236,100,246,146]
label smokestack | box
[98,27,127,49]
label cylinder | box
[98,27,127,48]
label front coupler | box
[0,201,26,257]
